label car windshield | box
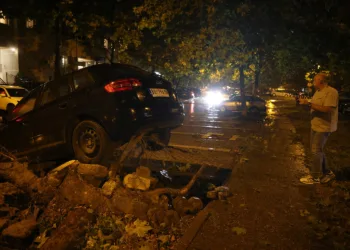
[6,88,29,97]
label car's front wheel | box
[72,120,112,164]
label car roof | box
[0,85,26,89]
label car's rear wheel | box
[72,120,112,164]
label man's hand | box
[299,98,310,105]
[311,103,333,113]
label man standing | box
[300,72,338,184]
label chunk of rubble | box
[123,167,158,191]
[0,218,9,231]
[102,179,121,197]
[207,186,232,200]
[188,197,204,213]
[77,163,109,187]
[0,183,28,208]
[172,196,203,216]
[2,219,37,240]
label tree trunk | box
[109,39,115,64]
[253,49,263,96]
[54,15,62,79]
[239,65,247,116]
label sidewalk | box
[184,116,325,250]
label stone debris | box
[0,183,27,208]
[207,186,232,200]
[123,167,158,191]
[77,164,109,187]
[102,179,121,197]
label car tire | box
[5,104,15,121]
[72,120,112,164]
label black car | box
[339,92,350,114]
[0,63,185,163]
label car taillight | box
[104,78,142,93]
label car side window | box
[73,71,94,90]
[11,87,41,118]
[40,76,72,106]
[231,96,241,102]
[0,88,6,97]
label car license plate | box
[149,88,169,97]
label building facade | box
[0,12,105,84]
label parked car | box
[0,63,185,163]
[176,88,195,100]
[0,85,29,117]
[339,92,350,114]
[218,95,267,114]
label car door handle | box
[58,103,68,109]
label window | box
[0,11,9,25]
[26,19,34,28]
[104,39,108,49]
[40,77,72,106]
[73,71,94,90]
[12,87,41,118]
[0,88,6,97]
[6,88,29,98]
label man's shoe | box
[321,171,336,184]
[300,175,320,184]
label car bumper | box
[104,108,185,141]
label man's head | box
[313,73,330,90]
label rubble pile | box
[0,160,232,249]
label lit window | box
[26,19,34,28]
[104,39,108,49]
[0,11,9,25]
[61,56,67,66]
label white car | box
[0,85,29,116]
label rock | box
[188,197,204,213]
[0,182,29,208]
[215,186,230,192]
[147,207,166,227]
[159,195,170,210]
[2,219,37,241]
[102,179,120,197]
[0,218,9,231]
[59,172,107,211]
[123,173,157,191]
[164,210,180,227]
[136,166,151,178]
[218,190,231,200]
[0,207,18,218]
[207,190,218,199]
[111,192,149,220]
[77,163,108,179]
[172,196,191,216]
[77,163,108,187]
[40,208,96,250]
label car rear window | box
[6,88,28,97]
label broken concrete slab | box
[102,179,120,197]
[0,218,9,231]
[77,163,109,187]
[2,219,37,243]
[0,207,18,218]
[77,164,108,179]
[0,183,28,208]
[123,173,157,191]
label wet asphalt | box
[169,96,284,155]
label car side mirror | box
[0,93,6,97]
